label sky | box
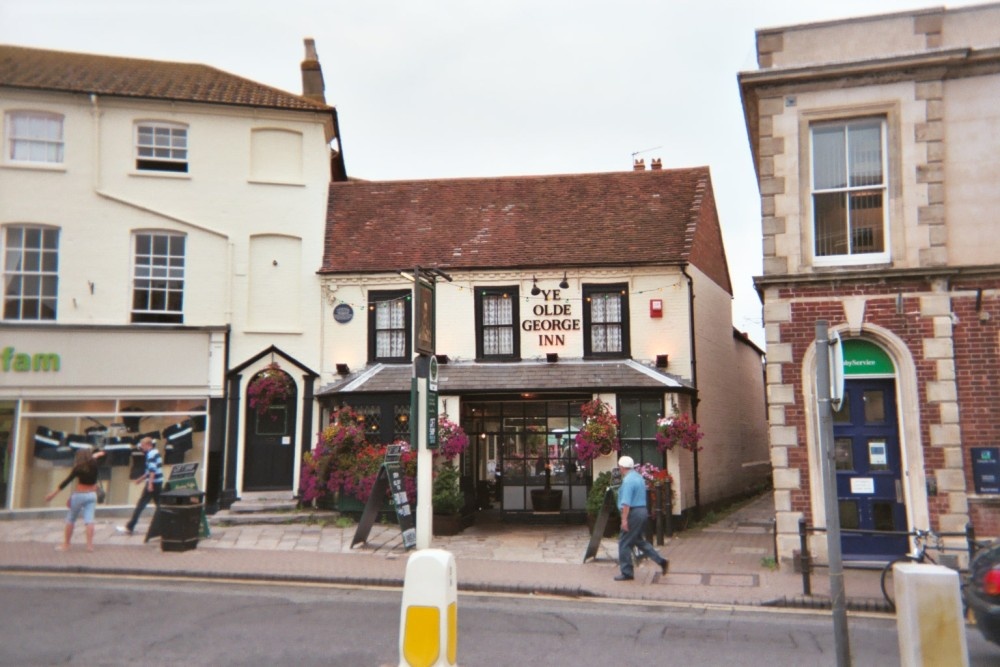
[1,0,989,348]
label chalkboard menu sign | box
[351,447,416,550]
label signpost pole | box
[816,320,851,667]
[415,355,433,549]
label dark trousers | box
[618,506,666,577]
[126,482,162,532]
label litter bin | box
[159,488,204,552]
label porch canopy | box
[317,359,693,396]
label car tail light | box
[984,568,1000,596]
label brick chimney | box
[632,158,645,171]
[650,158,662,170]
[301,38,326,104]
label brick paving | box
[0,492,887,609]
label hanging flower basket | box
[655,412,704,452]
[435,415,470,461]
[574,399,620,464]
[247,363,293,420]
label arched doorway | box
[243,365,297,491]
[835,339,907,560]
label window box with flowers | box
[248,363,294,421]
[574,398,621,464]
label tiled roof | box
[317,360,694,396]
[321,167,720,274]
[0,44,329,112]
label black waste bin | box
[159,488,204,552]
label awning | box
[316,359,694,396]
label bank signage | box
[842,339,894,376]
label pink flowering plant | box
[574,399,620,463]
[435,415,470,461]
[655,411,704,453]
[248,363,293,420]
[635,462,673,489]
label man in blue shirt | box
[615,455,669,581]
[117,436,164,536]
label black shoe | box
[614,574,634,581]
[660,560,669,575]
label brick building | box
[316,163,770,520]
[740,3,1000,563]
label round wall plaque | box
[333,303,354,323]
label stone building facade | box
[740,3,1000,563]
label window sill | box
[129,170,191,180]
[812,253,890,269]
[1,162,66,173]
[247,178,306,187]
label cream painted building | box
[740,3,1000,563]
[317,164,770,519]
[0,42,343,513]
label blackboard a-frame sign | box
[351,446,417,550]
[583,468,624,562]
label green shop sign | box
[1,346,61,373]
[842,339,893,376]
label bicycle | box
[880,528,941,612]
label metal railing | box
[796,518,983,596]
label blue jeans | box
[66,491,97,525]
[126,482,162,532]
[618,506,666,577]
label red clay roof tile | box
[0,44,328,112]
[322,167,730,294]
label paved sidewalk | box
[0,492,886,610]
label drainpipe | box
[682,265,701,517]
[89,94,102,191]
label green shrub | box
[586,471,619,518]
[432,464,464,515]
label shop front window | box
[13,398,208,510]
[463,397,590,512]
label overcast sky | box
[2,0,988,347]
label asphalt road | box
[1,573,997,666]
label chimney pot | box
[632,158,645,171]
[301,38,326,104]
[651,158,662,170]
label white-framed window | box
[5,111,64,164]
[476,286,520,359]
[2,225,59,320]
[810,118,888,264]
[367,290,410,362]
[135,122,188,173]
[131,231,185,324]
[583,283,629,358]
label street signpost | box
[817,321,851,667]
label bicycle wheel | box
[881,556,919,612]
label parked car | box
[967,539,1000,646]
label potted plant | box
[585,470,620,537]
[530,458,563,512]
[432,463,466,536]
[574,398,620,464]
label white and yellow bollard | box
[399,549,457,667]
[894,562,968,667]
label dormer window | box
[135,122,188,173]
